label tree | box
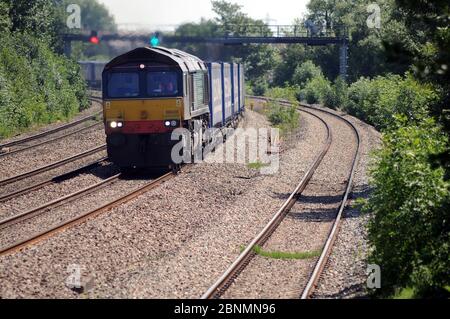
[0,0,88,138]
[292,60,323,88]
[61,0,116,32]
[173,1,276,83]
[392,0,450,179]
[58,0,117,60]
[306,0,336,30]
[4,0,64,48]
[0,1,11,33]
[273,44,310,86]
[303,0,411,82]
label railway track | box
[0,173,121,230]
[0,144,106,188]
[202,97,361,299]
[0,157,108,203]
[0,170,178,257]
[0,97,103,157]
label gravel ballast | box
[0,150,107,198]
[0,162,119,222]
[0,125,105,181]
[310,107,381,299]
[0,96,102,148]
[0,101,380,299]
[0,107,330,298]
[222,107,358,299]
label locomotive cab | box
[102,47,210,170]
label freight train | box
[101,46,245,171]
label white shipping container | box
[239,64,245,111]
[222,63,232,122]
[208,63,224,127]
[232,63,239,117]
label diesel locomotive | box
[102,46,245,170]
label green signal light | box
[150,36,159,47]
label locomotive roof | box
[104,46,207,72]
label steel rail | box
[201,104,333,299]
[0,144,106,187]
[0,173,121,230]
[0,157,108,203]
[252,96,362,298]
[299,104,361,299]
[0,122,102,159]
[0,171,176,257]
[202,96,361,299]
[0,97,102,150]
[263,96,362,298]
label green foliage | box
[265,86,300,134]
[249,245,322,260]
[7,0,62,42]
[0,1,11,33]
[59,0,117,60]
[292,60,323,88]
[302,74,332,104]
[251,78,268,96]
[343,74,437,130]
[273,44,309,86]
[301,0,410,82]
[323,76,348,109]
[173,0,276,83]
[0,0,90,138]
[364,116,450,297]
[392,287,417,299]
[0,32,87,138]
[247,162,269,170]
[245,82,254,96]
[61,0,116,32]
[392,0,450,182]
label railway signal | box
[89,31,100,44]
[150,32,160,47]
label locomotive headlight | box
[171,120,177,127]
[110,121,123,129]
[164,121,171,127]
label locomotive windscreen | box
[147,72,180,97]
[107,72,140,98]
[105,70,182,99]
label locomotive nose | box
[140,111,148,119]
[107,133,126,147]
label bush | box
[301,75,332,104]
[265,86,300,134]
[245,81,254,96]
[292,60,323,88]
[363,116,450,297]
[0,32,88,138]
[252,78,269,96]
[342,74,437,130]
[323,76,348,110]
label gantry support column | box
[339,40,348,81]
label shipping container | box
[221,63,233,123]
[239,64,245,112]
[207,62,224,127]
[231,63,239,116]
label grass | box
[392,287,417,299]
[241,245,322,260]
[247,161,270,170]
[266,101,300,136]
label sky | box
[97,0,309,30]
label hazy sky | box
[97,0,309,29]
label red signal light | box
[89,36,99,44]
